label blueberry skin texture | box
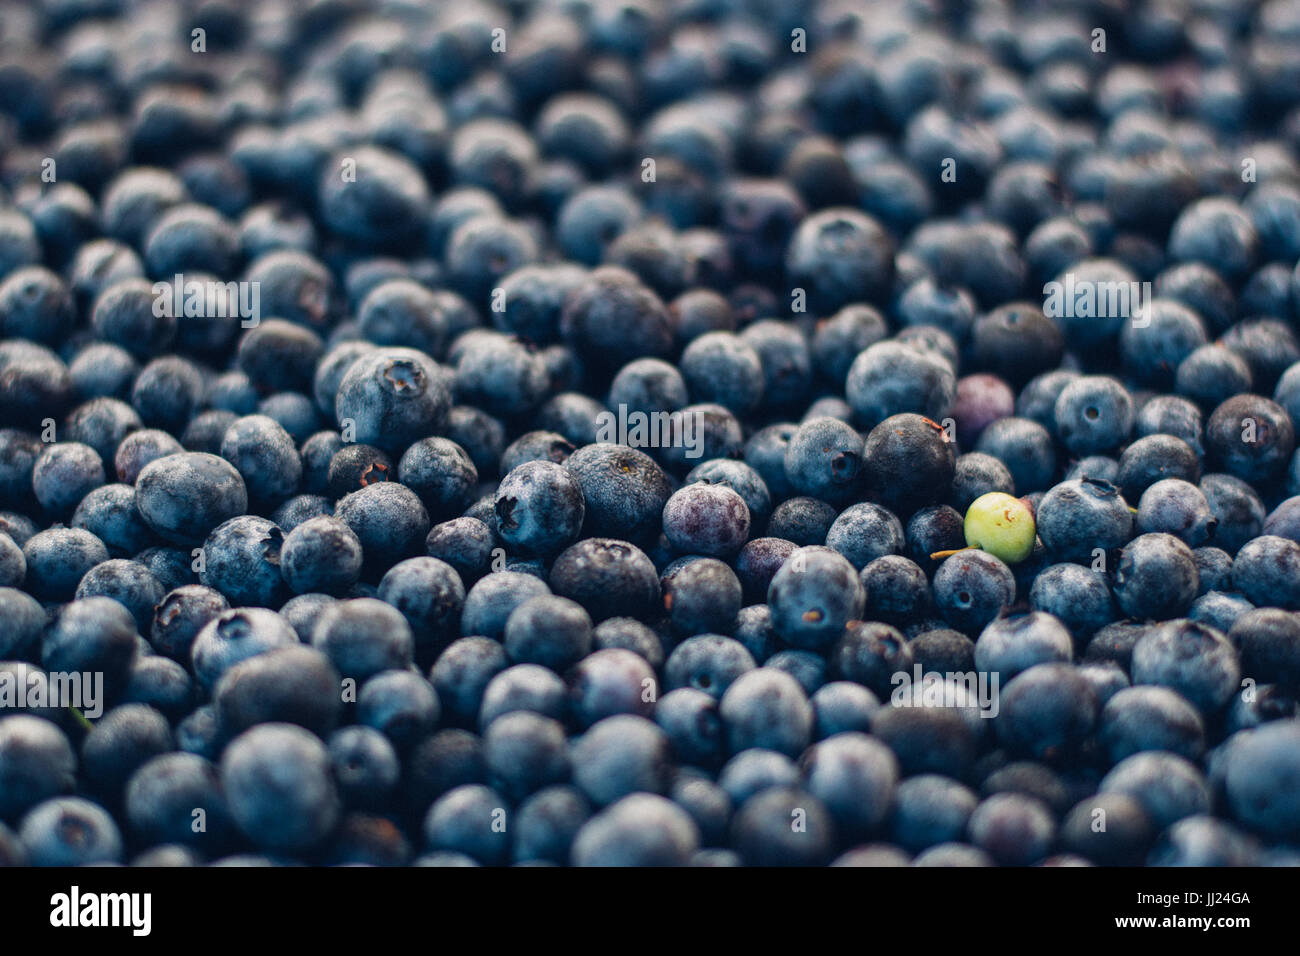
[664,635,756,701]
[190,607,299,691]
[334,347,451,453]
[311,598,414,683]
[213,645,342,739]
[1053,375,1135,455]
[767,546,864,650]
[661,483,750,558]
[79,703,174,802]
[564,443,671,544]
[1228,608,1300,688]
[568,647,657,728]
[41,596,138,688]
[221,723,341,854]
[504,595,593,672]
[684,459,773,532]
[200,516,290,609]
[513,785,592,864]
[785,207,895,312]
[334,482,431,575]
[889,774,978,853]
[134,452,249,547]
[1113,533,1199,621]
[766,496,837,546]
[718,668,814,758]
[1205,394,1296,484]
[996,663,1100,761]
[430,638,510,729]
[1200,473,1265,555]
[150,584,228,662]
[1036,478,1133,564]
[17,796,124,866]
[572,715,673,807]
[783,416,863,506]
[495,460,586,558]
[812,676,884,740]
[392,438,476,523]
[68,486,156,561]
[826,504,906,571]
[730,786,836,867]
[1131,619,1241,716]
[378,557,465,651]
[800,732,898,838]
[75,558,166,631]
[280,516,363,596]
[861,413,956,517]
[0,716,77,821]
[680,332,764,415]
[1099,686,1206,764]
[219,414,302,507]
[933,550,1017,635]
[846,343,956,432]
[1223,722,1300,840]
[1232,535,1300,610]
[31,441,105,518]
[1136,478,1218,548]
[974,612,1074,682]
[549,538,661,623]
[1028,563,1115,640]
[460,572,551,640]
[329,727,401,811]
[661,558,742,637]
[1101,751,1212,833]
[0,587,47,658]
[570,792,699,867]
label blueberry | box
[495,460,585,557]
[731,786,835,866]
[933,549,1017,635]
[996,663,1099,761]
[191,607,298,691]
[658,557,740,637]
[1223,722,1300,840]
[889,775,978,853]
[1101,752,1211,833]
[0,716,76,821]
[766,496,838,545]
[1061,791,1153,865]
[1131,619,1241,715]
[719,668,813,758]
[335,482,431,575]
[1206,394,1296,483]
[1036,478,1133,564]
[767,546,864,650]
[19,797,123,866]
[801,732,898,838]
[1099,686,1206,764]
[564,444,671,544]
[213,645,341,739]
[1112,533,1200,621]
[1053,375,1134,455]
[783,417,864,507]
[334,348,451,453]
[311,598,414,683]
[135,452,248,547]
[571,793,699,866]
[220,723,340,853]
[975,613,1074,682]
[0,587,47,658]
[513,785,591,865]
[661,483,750,558]
[846,343,956,432]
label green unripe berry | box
[964,492,1036,564]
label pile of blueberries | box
[1,0,1300,868]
